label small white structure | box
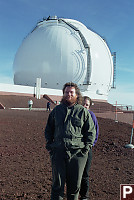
[13,16,114,101]
[36,78,41,99]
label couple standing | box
[45,82,99,200]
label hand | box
[81,148,89,156]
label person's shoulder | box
[89,110,98,123]
[52,103,64,111]
[75,104,88,113]
[75,104,83,109]
[89,110,96,117]
[89,110,95,115]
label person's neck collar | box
[68,103,75,108]
[63,102,77,108]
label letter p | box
[123,186,133,198]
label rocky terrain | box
[0,108,134,200]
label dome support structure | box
[60,19,91,85]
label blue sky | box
[0,0,134,108]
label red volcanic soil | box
[0,109,134,200]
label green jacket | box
[45,103,96,157]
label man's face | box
[63,86,77,106]
[83,99,90,110]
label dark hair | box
[62,82,82,104]
[83,96,92,106]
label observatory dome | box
[13,16,114,100]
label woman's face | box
[83,99,90,110]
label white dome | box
[13,17,113,100]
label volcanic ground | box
[0,106,134,199]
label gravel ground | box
[0,109,134,200]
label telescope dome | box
[13,17,113,100]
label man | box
[79,96,99,200]
[45,82,96,200]
[28,99,33,111]
[47,101,51,111]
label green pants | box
[50,148,88,200]
[29,105,32,110]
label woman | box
[79,96,99,200]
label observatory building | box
[13,16,114,101]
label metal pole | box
[130,114,134,144]
[115,101,118,122]
[125,113,134,148]
[130,128,133,144]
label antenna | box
[111,52,116,88]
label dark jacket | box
[45,103,96,157]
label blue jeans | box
[50,148,88,200]
[79,149,92,199]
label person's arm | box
[89,111,99,146]
[45,111,55,152]
[93,118,99,145]
[82,112,96,154]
